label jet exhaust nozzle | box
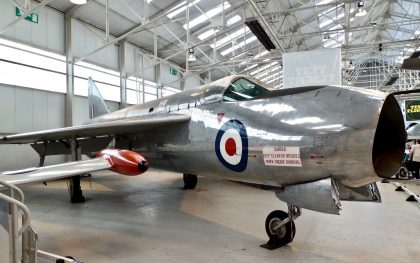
[372,95,406,178]
[97,149,149,176]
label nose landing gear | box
[261,204,301,250]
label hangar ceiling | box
[19,0,420,88]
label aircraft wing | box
[0,149,149,186]
[0,158,111,186]
[0,114,190,144]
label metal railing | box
[0,181,32,263]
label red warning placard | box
[263,146,302,167]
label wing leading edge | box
[0,158,110,186]
[0,114,191,144]
[0,149,149,186]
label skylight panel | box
[227,15,241,26]
[255,65,280,78]
[267,75,283,85]
[167,0,202,19]
[261,72,281,83]
[244,63,258,71]
[221,35,257,56]
[211,27,249,49]
[198,28,219,40]
[318,5,343,18]
[249,62,279,75]
[319,8,354,28]
[317,0,335,5]
[254,50,269,59]
[197,15,242,41]
[183,2,231,30]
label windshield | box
[223,78,270,102]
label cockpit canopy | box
[222,78,270,102]
[200,76,272,104]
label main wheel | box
[265,210,295,246]
[183,174,197,189]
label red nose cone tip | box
[97,149,149,176]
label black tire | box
[265,210,295,246]
[183,174,197,189]
[398,168,406,179]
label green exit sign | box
[16,7,39,24]
[169,67,177,76]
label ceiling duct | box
[245,17,276,51]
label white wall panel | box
[73,96,119,126]
[125,43,155,81]
[160,63,180,89]
[73,20,118,70]
[0,1,65,54]
[184,76,202,90]
[0,84,66,170]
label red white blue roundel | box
[215,120,248,172]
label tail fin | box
[88,77,110,119]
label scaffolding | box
[344,55,420,91]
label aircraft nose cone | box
[138,160,149,173]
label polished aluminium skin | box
[0,75,406,247]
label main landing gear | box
[183,174,197,189]
[261,204,301,250]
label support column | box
[65,15,74,127]
[119,40,127,108]
[154,22,162,98]
[66,15,85,203]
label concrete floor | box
[19,169,420,263]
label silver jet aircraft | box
[0,75,406,248]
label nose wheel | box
[261,204,301,250]
[183,174,197,189]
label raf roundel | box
[215,119,248,172]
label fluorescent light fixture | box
[221,35,258,56]
[183,2,231,30]
[167,0,202,19]
[211,27,249,49]
[70,0,87,4]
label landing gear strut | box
[69,176,85,203]
[261,204,301,250]
[183,174,197,189]
[68,139,85,203]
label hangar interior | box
[0,0,419,262]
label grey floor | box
[20,169,420,263]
